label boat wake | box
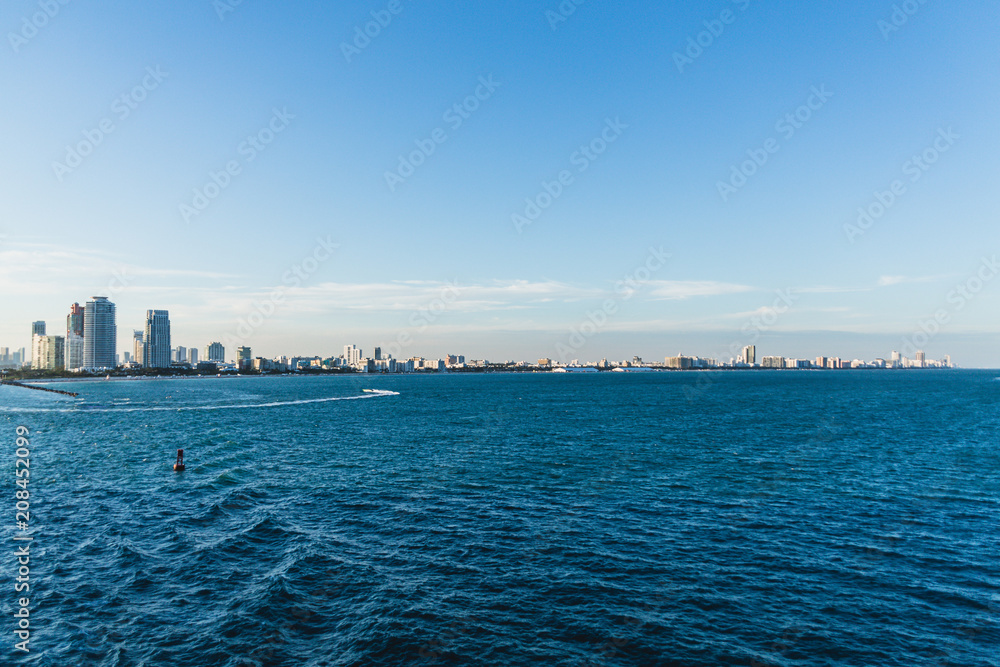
[0,390,400,413]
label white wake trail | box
[0,391,400,413]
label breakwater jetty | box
[0,381,79,398]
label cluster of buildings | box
[543,345,952,371]
[10,297,119,372]
[231,346,467,374]
[2,297,202,373]
[1,296,471,375]
[2,301,955,375]
[657,345,952,370]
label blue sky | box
[2,0,999,365]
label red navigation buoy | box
[173,448,185,472]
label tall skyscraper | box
[133,330,144,366]
[67,303,84,338]
[31,334,43,369]
[143,310,172,369]
[741,345,756,365]
[189,348,199,365]
[83,297,117,370]
[32,321,46,336]
[63,303,86,371]
[205,342,225,363]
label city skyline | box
[1,2,998,365]
[2,295,955,372]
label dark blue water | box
[1,371,998,666]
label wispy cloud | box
[0,242,239,295]
[876,274,949,287]
[646,281,754,300]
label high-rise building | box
[143,310,171,369]
[176,346,187,363]
[205,342,225,363]
[344,345,361,365]
[32,321,46,337]
[65,333,84,370]
[374,347,382,361]
[741,345,756,365]
[189,348,198,365]
[133,330,144,366]
[236,346,252,370]
[915,350,926,367]
[83,297,117,370]
[33,335,65,371]
[67,303,84,338]
[31,335,43,369]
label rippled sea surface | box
[1,371,998,666]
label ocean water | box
[1,371,998,666]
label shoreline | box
[5,366,979,386]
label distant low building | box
[665,355,693,369]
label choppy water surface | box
[1,371,998,666]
